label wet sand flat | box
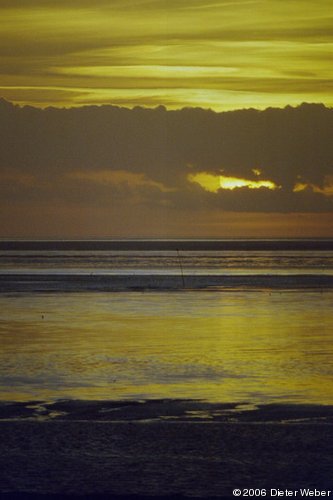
[1,401,333,498]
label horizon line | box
[0,96,331,115]
[1,237,333,242]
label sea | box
[1,239,333,407]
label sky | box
[1,0,333,110]
[0,0,332,238]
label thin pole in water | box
[177,248,185,288]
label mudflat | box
[0,400,333,498]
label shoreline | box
[1,273,333,293]
[2,239,333,251]
[1,399,333,424]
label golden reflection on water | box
[0,290,332,404]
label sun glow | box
[219,175,278,191]
[188,172,280,193]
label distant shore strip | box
[1,273,333,292]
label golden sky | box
[1,0,333,110]
[0,0,333,238]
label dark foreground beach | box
[1,400,333,499]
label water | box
[0,240,333,405]
[1,239,333,276]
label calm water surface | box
[1,247,333,275]
[1,288,332,405]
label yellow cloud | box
[54,65,238,79]
[188,172,221,192]
[67,169,174,192]
[0,170,36,187]
[0,1,333,109]
[293,176,333,196]
[188,172,280,192]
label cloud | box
[188,172,280,192]
[67,169,174,193]
[0,1,332,237]
[0,0,332,109]
[293,175,333,196]
[0,98,332,213]
[0,169,36,187]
